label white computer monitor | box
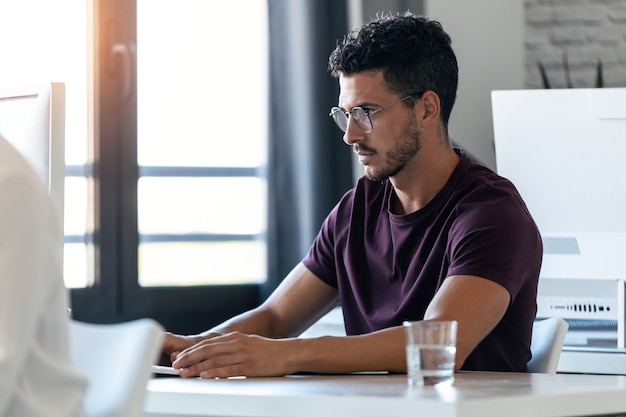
[0,83,65,229]
[492,88,626,347]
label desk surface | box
[143,372,626,417]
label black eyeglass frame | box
[328,92,424,133]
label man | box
[0,133,87,416]
[162,12,542,377]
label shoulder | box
[454,154,530,214]
[449,155,540,240]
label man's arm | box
[213,262,341,338]
[282,273,511,375]
[286,272,511,375]
[170,319,409,378]
[423,274,511,370]
[161,262,340,366]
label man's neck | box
[390,145,460,215]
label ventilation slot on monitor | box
[542,236,581,255]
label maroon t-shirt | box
[302,151,542,372]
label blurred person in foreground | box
[0,134,86,416]
[161,12,542,377]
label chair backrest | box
[68,318,164,417]
[527,317,569,373]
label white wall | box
[425,0,525,170]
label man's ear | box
[418,90,441,127]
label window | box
[1,0,269,332]
[84,0,269,330]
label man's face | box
[337,71,421,181]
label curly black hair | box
[328,12,458,130]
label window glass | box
[138,177,266,235]
[137,0,268,286]
[139,242,266,286]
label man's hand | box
[161,332,206,366]
[171,332,300,378]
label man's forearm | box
[289,327,408,374]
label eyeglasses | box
[328,94,419,133]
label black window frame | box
[70,0,263,333]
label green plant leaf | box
[538,62,552,89]
[563,50,573,88]
[595,59,604,88]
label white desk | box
[143,372,626,417]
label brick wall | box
[525,0,626,88]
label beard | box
[361,118,421,181]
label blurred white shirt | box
[0,135,87,417]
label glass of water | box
[403,320,457,387]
